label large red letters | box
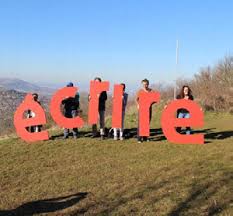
[14,81,205,144]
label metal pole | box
[174,40,179,99]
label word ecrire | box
[14,81,204,144]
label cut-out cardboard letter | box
[112,84,124,128]
[14,94,49,142]
[88,80,109,124]
[139,91,160,136]
[50,87,84,128]
[161,99,204,144]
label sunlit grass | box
[0,111,232,215]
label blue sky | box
[0,0,233,88]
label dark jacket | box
[62,93,80,113]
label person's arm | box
[150,89,157,106]
[61,99,66,105]
[122,93,128,109]
[135,90,140,108]
[103,91,107,101]
[75,93,80,109]
[124,93,128,106]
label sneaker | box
[120,137,124,141]
[101,135,105,140]
[137,140,142,143]
[114,136,118,141]
[73,135,78,139]
[63,136,69,139]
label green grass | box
[0,111,233,215]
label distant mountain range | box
[0,77,139,95]
[0,78,56,95]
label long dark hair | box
[179,85,192,98]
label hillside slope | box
[0,112,232,215]
[0,88,49,135]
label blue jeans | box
[177,112,192,135]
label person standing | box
[176,85,194,135]
[90,77,107,140]
[136,79,154,143]
[27,93,42,133]
[62,82,80,139]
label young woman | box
[176,85,194,135]
[113,83,128,141]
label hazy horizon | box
[1,1,233,85]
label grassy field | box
[0,109,233,215]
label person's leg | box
[73,128,78,138]
[35,126,39,133]
[64,128,69,138]
[184,113,192,134]
[99,110,105,138]
[113,128,118,140]
[71,110,78,138]
[38,125,42,132]
[64,111,71,138]
[119,128,124,140]
[176,112,184,133]
[30,126,35,133]
[120,111,125,140]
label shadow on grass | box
[150,128,233,143]
[205,130,233,140]
[69,172,232,215]
[0,192,88,216]
[50,130,93,140]
[167,172,233,216]
[194,128,233,142]
[123,128,163,139]
[50,127,233,143]
[69,173,181,215]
